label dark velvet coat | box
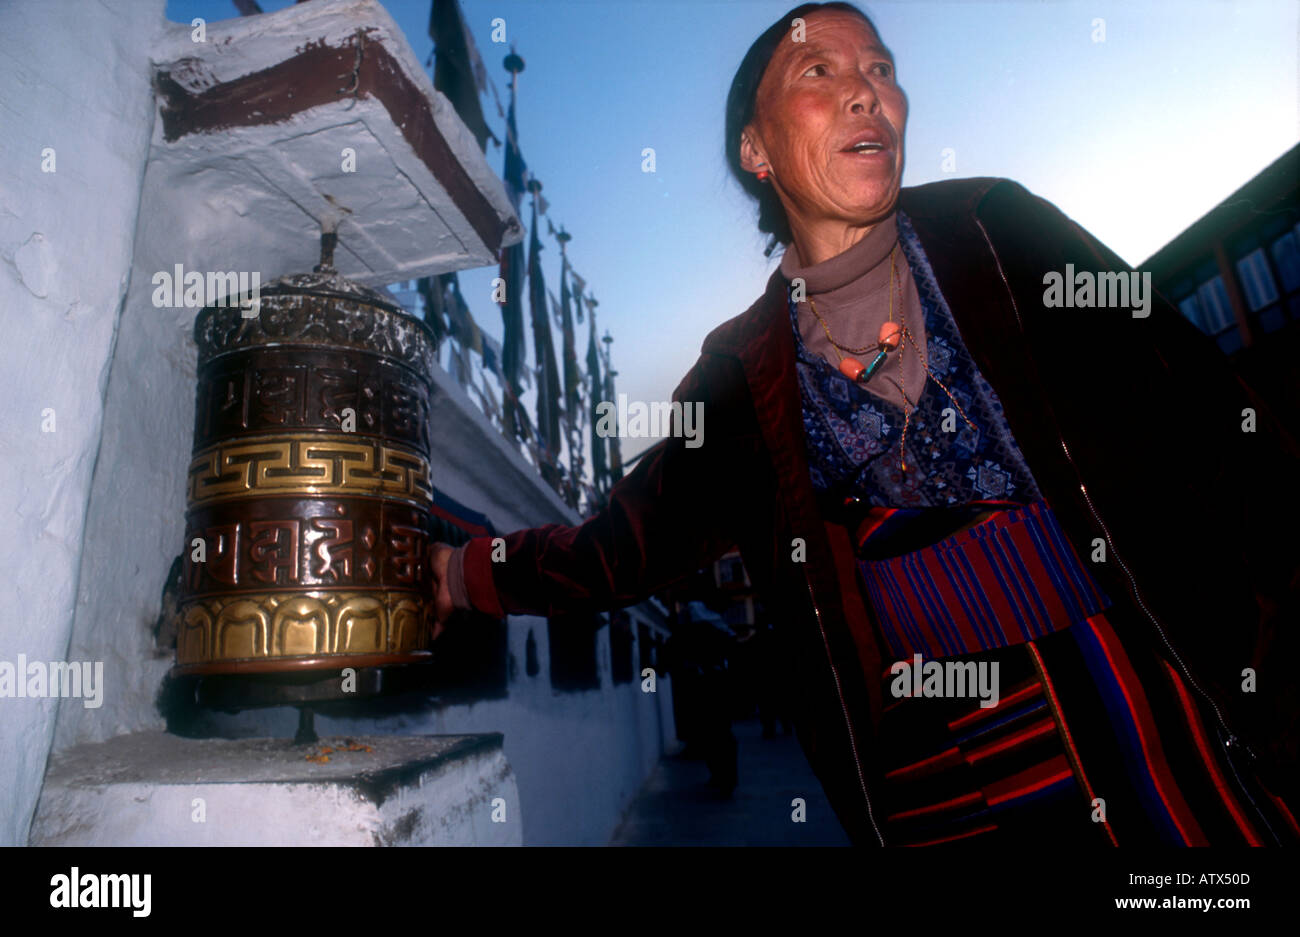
[462,178,1300,844]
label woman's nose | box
[847,70,881,114]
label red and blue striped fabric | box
[874,612,1291,846]
[850,501,1296,846]
[877,644,1102,846]
[857,499,1109,660]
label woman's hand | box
[429,542,455,639]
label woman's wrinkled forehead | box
[763,11,890,84]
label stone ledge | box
[30,731,520,846]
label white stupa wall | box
[0,0,167,847]
[3,0,676,849]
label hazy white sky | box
[169,0,1299,463]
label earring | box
[756,162,770,182]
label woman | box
[431,2,1300,846]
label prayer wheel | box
[168,241,445,707]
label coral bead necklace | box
[806,245,975,471]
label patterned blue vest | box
[792,210,1042,507]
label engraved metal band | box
[192,345,434,453]
[182,494,435,594]
[173,589,432,666]
[194,293,440,377]
[187,433,434,508]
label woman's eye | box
[802,63,829,77]
[871,63,894,78]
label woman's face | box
[742,11,907,249]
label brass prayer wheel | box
[169,248,444,704]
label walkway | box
[609,717,852,845]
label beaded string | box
[894,251,975,470]
[805,244,975,473]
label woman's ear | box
[739,129,767,175]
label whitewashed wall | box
[1,0,674,849]
[0,0,165,847]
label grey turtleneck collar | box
[779,212,928,412]
[780,212,899,291]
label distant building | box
[712,549,758,632]
[1144,143,1300,434]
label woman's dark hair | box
[725,2,879,256]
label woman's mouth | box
[840,141,890,159]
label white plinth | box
[30,732,520,846]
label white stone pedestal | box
[30,732,520,846]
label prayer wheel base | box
[164,654,435,713]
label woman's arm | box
[433,349,763,621]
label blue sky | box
[167,0,1298,462]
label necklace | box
[806,245,899,356]
[801,244,976,472]
[895,311,976,472]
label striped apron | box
[840,497,1300,846]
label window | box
[638,623,654,675]
[1236,248,1279,312]
[548,611,602,691]
[716,554,748,588]
[525,628,539,677]
[1270,232,1300,294]
[1195,276,1235,334]
[609,611,634,684]
[722,598,753,628]
[424,613,508,702]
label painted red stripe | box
[1159,658,1264,846]
[1087,615,1207,846]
